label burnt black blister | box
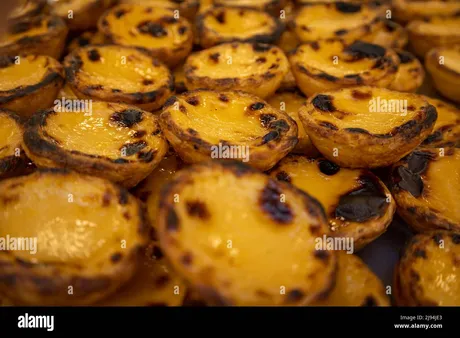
[259,180,293,224]
[186,200,210,220]
[110,109,143,128]
[344,41,386,60]
[121,141,147,156]
[406,151,433,174]
[318,160,340,176]
[261,131,279,144]
[137,21,167,37]
[259,114,277,128]
[87,49,101,62]
[275,171,291,183]
[396,166,423,197]
[397,51,415,64]
[335,1,362,13]
[335,173,387,222]
[312,94,335,112]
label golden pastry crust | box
[269,155,396,251]
[99,4,194,67]
[393,0,460,24]
[66,30,106,54]
[196,6,284,49]
[214,0,288,16]
[0,14,68,59]
[119,0,200,21]
[159,90,298,171]
[298,86,438,168]
[390,147,460,233]
[64,45,174,111]
[0,54,65,119]
[0,169,149,306]
[156,160,337,306]
[184,42,290,99]
[289,40,399,97]
[360,19,408,50]
[425,45,460,104]
[23,101,169,188]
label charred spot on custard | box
[259,114,277,128]
[361,295,378,306]
[209,52,220,63]
[137,21,167,38]
[154,275,170,288]
[87,49,101,62]
[186,96,200,106]
[344,41,386,60]
[397,51,416,64]
[186,200,210,220]
[142,79,154,86]
[335,2,362,13]
[181,252,193,266]
[312,94,335,112]
[432,233,443,245]
[318,160,340,176]
[335,173,387,222]
[252,43,271,53]
[110,252,123,263]
[166,208,180,232]
[110,109,144,128]
[314,249,330,262]
[414,249,427,259]
[250,102,265,111]
[451,234,460,245]
[121,141,147,156]
[285,289,304,303]
[275,171,291,183]
[215,11,226,24]
[259,180,293,224]
[218,94,229,102]
[351,89,372,100]
[256,57,267,63]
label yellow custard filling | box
[44,102,163,160]
[188,43,288,78]
[103,5,190,49]
[75,46,170,93]
[308,88,423,134]
[0,55,51,91]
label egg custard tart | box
[67,30,106,54]
[312,252,390,306]
[407,17,460,59]
[214,0,288,16]
[0,54,64,119]
[420,96,460,148]
[360,19,408,50]
[0,110,25,180]
[292,2,384,44]
[394,231,460,306]
[267,89,318,156]
[393,0,460,24]
[99,4,194,68]
[390,147,460,233]
[299,87,438,168]
[0,14,68,59]
[159,90,298,171]
[96,243,186,306]
[389,50,424,93]
[50,0,117,31]
[64,45,174,112]
[196,6,284,49]
[8,0,49,24]
[289,40,399,97]
[23,101,169,188]
[0,169,148,306]
[425,45,460,104]
[156,160,337,306]
[184,42,289,99]
[270,155,395,250]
